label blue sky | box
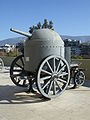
[0,0,90,40]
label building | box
[0,44,15,53]
[64,39,81,56]
[80,42,90,58]
[64,39,90,58]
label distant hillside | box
[0,35,90,46]
[0,37,26,46]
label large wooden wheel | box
[37,55,70,99]
[10,55,29,87]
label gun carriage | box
[10,28,85,99]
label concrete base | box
[0,69,90,120]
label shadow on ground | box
[83,80,90,88]
[0,80,89,104]
[68,80,90,92]
[0,85,50,104]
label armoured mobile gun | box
[10,28,85,99]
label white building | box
[0,44,15,53]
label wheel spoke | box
[56,59,61,72]
[58,72,68,77]
[15,63,23,69]
[20,57,24,66]
[41,69,52,75]
[57,64,66,74]
[42,80,51,90]
[47,81,53,94]
[17,79,21,84]
[23,80,26,85]
[55,80,62,91]
[40,76,51,81]
[58,78,67,83]
[11,73,22,78]
[54,57,56,72]
[79,76,84,79]
[47,61,53,73]
[53,81,56,95]
[0,58,4,70]
[13,69,22,72]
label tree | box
[29,19,54,34]
[29,26,33,34]
[37,22,41,29]
[48,20,53,30]
[42,19,48,28]
[29,25,37,34]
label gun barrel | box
[10,28,31,38]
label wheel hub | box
[51,73,58,81]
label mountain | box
[0,35,90,46]
[0,37,26,46]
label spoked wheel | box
[37,55,70,99]
[10,54,29,87]
[74,71,85,87]
[0,58,4,71]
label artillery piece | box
[10,28,85,99]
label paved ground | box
[0,68,90,120]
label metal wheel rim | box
[37,55,70,98]
[75,71,85,86]
[10,55,29,87]
[0,58,4,71]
